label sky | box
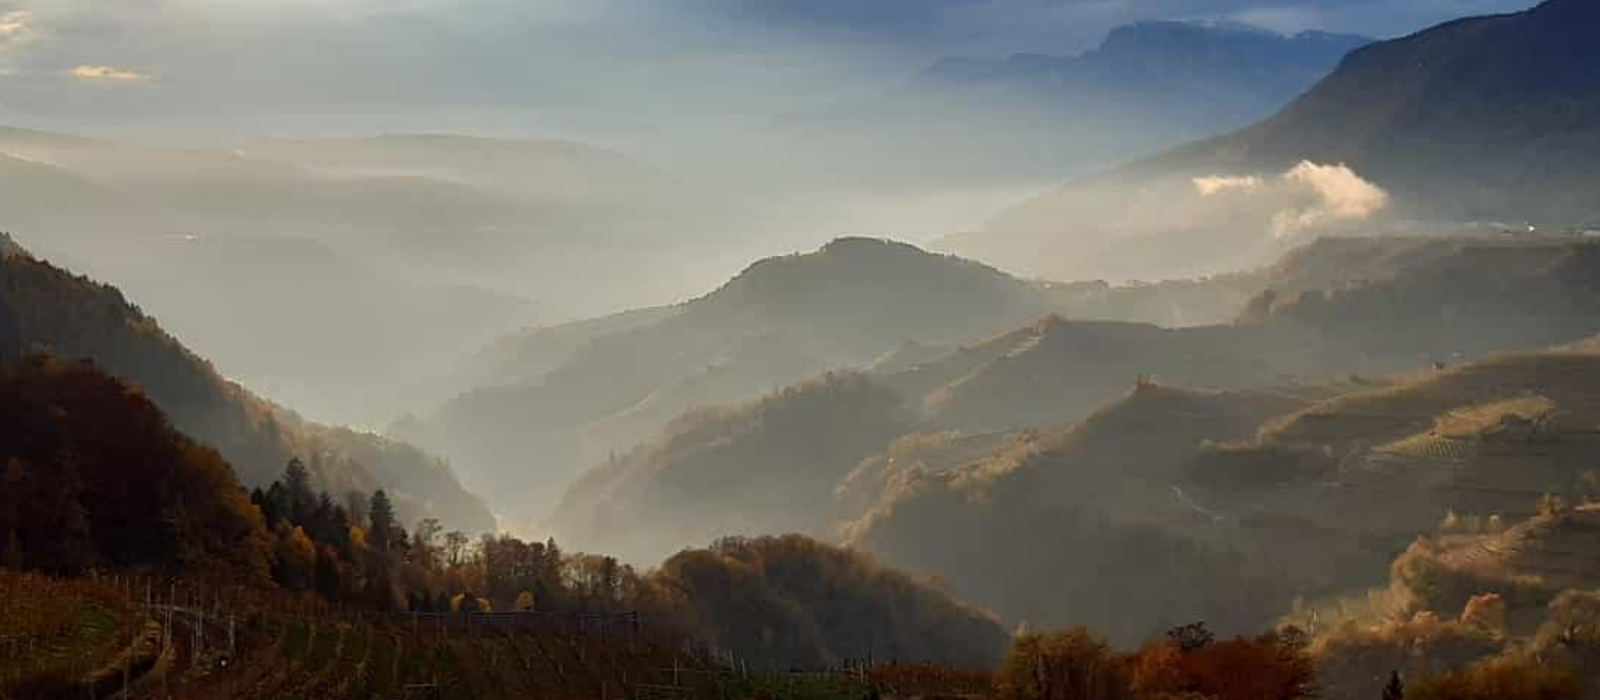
[0,0,1538,144]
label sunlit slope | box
[844,383,1316,645]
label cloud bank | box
[1273,161,1389,237]
[1195,161,1389,238]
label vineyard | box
[0,570,723,700]
[0,570,995,700]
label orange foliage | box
[1002,626,1314,700]
[1410,659,1579,700]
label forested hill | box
[0,356,1009,669]
[0,251,494,532]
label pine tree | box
[283,458,315,525]
[1383,671,1404,700]
[368,489,396,554]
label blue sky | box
[0,0,1539,139]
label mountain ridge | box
[946,0,1600,281]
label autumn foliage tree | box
[997,628,1131,700]
[999,623,1316,700]
[0,356,270,579]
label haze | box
[15,0,1600,696]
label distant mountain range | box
[778,20,1369,187]
[945,0,1600,282]
[914,20,1368,123]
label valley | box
[6,0,1600,698]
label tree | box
[996,629,1129,700]
[1383,671,1405,700]
[273,524,317,590]
[344,490,369,528]
[412,518,443,570]
[368,489,396,554]
[1168,622,1216,652]
[314,544,343,601]
[283,458,315,524]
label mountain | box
[0,233,26,260]
[398,238,1069,518]
[534,234,1600,641]
[539,234,1600,564]
[916,21,1367,124]
[455,305,681,391]
[945,0,1600,282]
[778,21,1368,189]
[0,251,495,532]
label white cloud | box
[1193,174,1264,196]
[69,64,148,81]
[1272,160,1388,237]
[0,9,29,40]
[1193,160,1388,239]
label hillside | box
[541,235,1600,566]
[400,238,1064,518]
[947,0,1600,282]
[1194,349,1600,542]
[0,356,270,578]
[48,233,538,426]
[842,337,1600,646]
[892,316,1268,432]
[0,358,1007,674]
[843,383,1316,645]
[548,373,915,561]
[651,535,1009,668]
[0,252,494,533]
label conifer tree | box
[368,489,396,554]
[1383,671,1405,700]
[283,458,315,525]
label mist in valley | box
[13,0,1600,697]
